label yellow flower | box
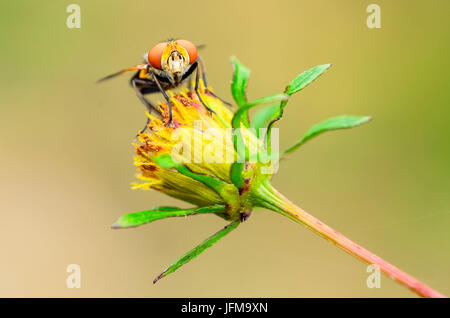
[111,58,391,291]
[132,81,264,220]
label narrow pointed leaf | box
[230,57,250,108]
[112,205,226,229]
[231,57,251,127]
[230,96,285,187]
[266,116,281,154]
[231,95,286,159]
[246,93,288,107]
[153,221,240,283]
[266,64,332,153]
[284,115,372,155]
[231,105,250,160]
[252,103,280,138]
[285,64,331,96]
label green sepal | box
[112,205,226,229]
[231,95,287,160]
[152,153,179,169]
[252,103,280,138]
[153,221,240,283]
[152,153,236,202]
[246,93,288,107]
[283,115,372,155]
[266,64,332,154]
[231,105,249,160]
[231,57,250,126]
[230,162,245,189]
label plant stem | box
[255,182,446,298]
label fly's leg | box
[194,61,216,116]
[181,60,220,112]
[197,56,232,106]
[131,78,161,116]
[181,61,198,91]
[137,117,150,136]
[131,79,162,135]
[149,72,174,127]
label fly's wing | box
[142,53,149,64]
[97,64,147,83]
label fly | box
[98,39,229,131]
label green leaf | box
[283,115,372,155]
[231,57,291,129]
[230,162,245,189]
[231,107,249,160]
[230,57,250,108]
[266,64,332,154]
[252,103,280,138]
[153,221,240,283]
[231,57,251,127]
[246,93,288,107]
[231,94,287,159]
[112,205,226,229]
[285,64,331,96]
[152,153,179,169]
[230,94,286,186]
[266,117,280,154]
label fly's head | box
[147,40,198,84]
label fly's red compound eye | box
[148,42,167,69]
[176,40,197,64]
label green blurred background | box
[1,0,449,297]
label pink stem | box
[258,183,446,298]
